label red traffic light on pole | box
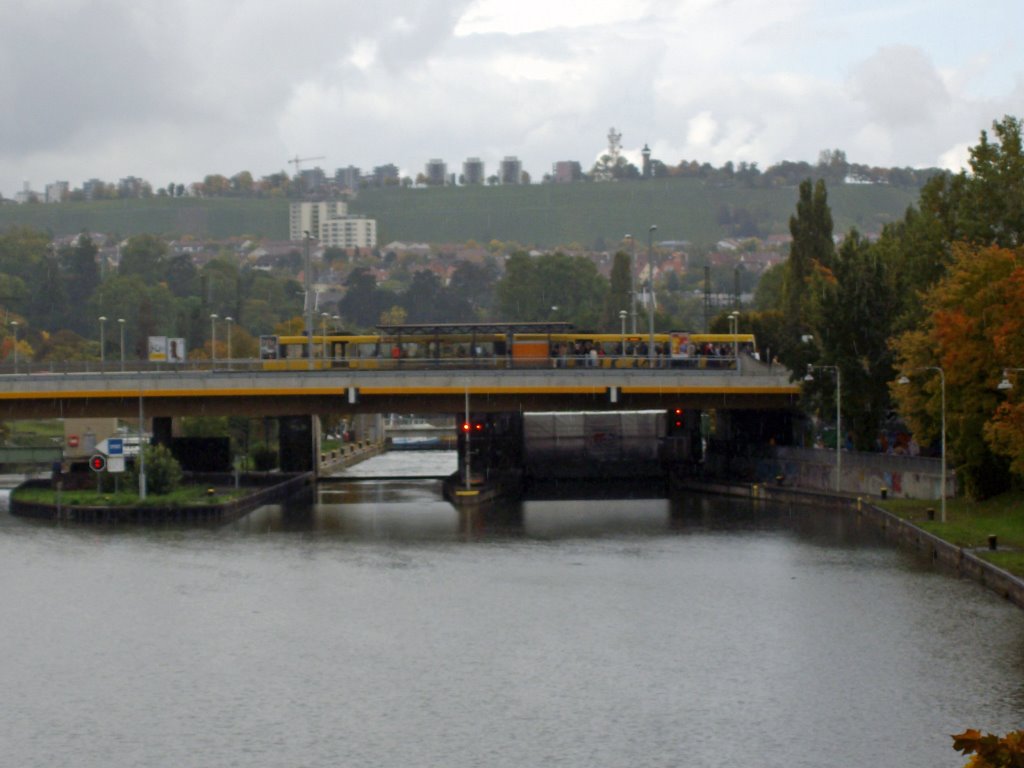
[89,454,107,472]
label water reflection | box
[2,453,1024,768]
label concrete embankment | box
[319,440,385,473]
[11,472,314,524]
[677,479,1024,611]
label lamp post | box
[304,231,314,370]
[647,224,657,366]
[805,364,841,492]
[997,368,1024,391]
[225,316,233,368]
[99,316,107,366]
[321,312,330,361]
[625,234,637,334]
[10,321,18,373]
[728,310,740,371]
[898,367,946,522]
[118,318,125,372]
[619,309,627,362]
[210,313,218,367]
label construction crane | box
[288,155,326,175]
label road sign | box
[89,454,107,472]
[95,437,124,456]
[107,456,125,473]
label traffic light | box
[668,408,685,435]
[89,454,107,472]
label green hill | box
[0,178,920,247]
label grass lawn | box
[14,484,250,508]
[882,493,1024,577]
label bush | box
[130,444,183,496]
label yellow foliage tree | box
[890,243,1024,497]
[952,729,1024,767]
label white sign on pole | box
[95,437,124,456]
[107,456,126,473]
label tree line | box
[746,115,1024,498]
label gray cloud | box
[1,0,1022,196]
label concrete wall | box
[723,446,955,500]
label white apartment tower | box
[289,200,378,249]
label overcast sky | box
[2,0,1022,198]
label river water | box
[1,452,1022,768]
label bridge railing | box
[0,353,760,376]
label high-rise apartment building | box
[500,156,522,185]
[289,200,377,249]
[463,158,485,185]
[425,159,447,186]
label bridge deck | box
[0,360,800,419]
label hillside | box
[0,178,920,247]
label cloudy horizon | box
[2,0,1022,198]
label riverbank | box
[10,472,313,523]
[677,479,1024,610]
[880,494,1024,576]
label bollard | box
[988,535,998,551]
[926,508,935,521]
[880,487,888,500]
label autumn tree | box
[952,728,1024,767]
[890,243,1021,498]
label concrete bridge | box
[0,358,801,477]
[0,358,799,419]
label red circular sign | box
[89,454,107,472]
[67,435,79,447]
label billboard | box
[148,336,186,362]
[260,335,278,360]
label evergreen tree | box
[602,250,634,331]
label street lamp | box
[619,309,627,362]
[99,316,107,366]
[625,234,637,334]
[10,321,18,373]
[997,368,1024,390]
[898,367,946,522]
[225,316,233,367]
[321,312,330,361]
[210,313,218,366]
[304,231,314,370]
[805,364,841,493]
[729,310,740,371]
[117,318,125,372]
[647,224,657,366]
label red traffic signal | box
[89,454,107,472]
[668,408,685,434]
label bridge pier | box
[278,415,319,474]
[152,416,173,448]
